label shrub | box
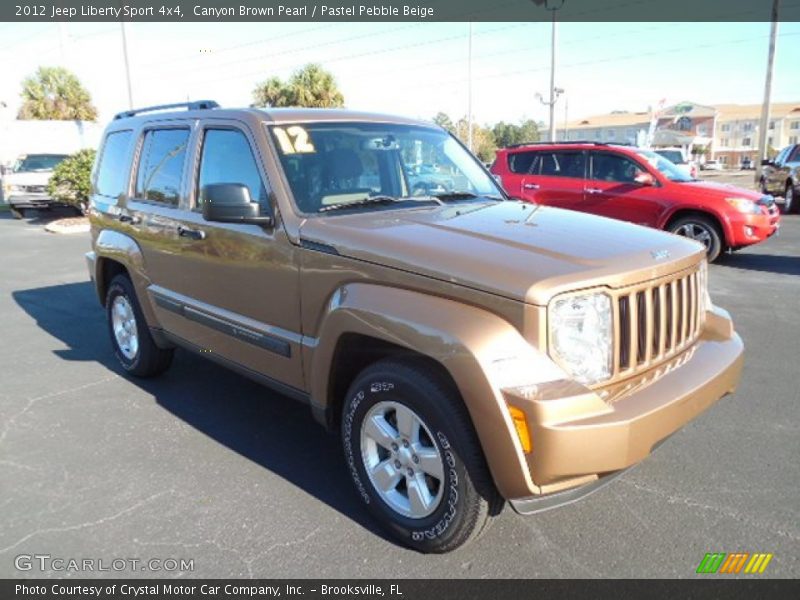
[47,148,96,214]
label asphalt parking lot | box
[0,208,798,579]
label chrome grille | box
[612,265,705,380]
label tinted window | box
[538,151,585,178]
[788,146,800,162]
[95,131,133,198]
[197,129,268,209]
[591,153,645,183]
[508,151,537,174]
[776,146,791,164]
[135,128,189,205]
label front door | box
[582,151,664,227]
[141,120,304,390]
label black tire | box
[341,359,502,553]
[784,182,797,214]
[106,274,174,377]
[668,214,723,263]
[759,177,769,195]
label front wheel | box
[341,360,501,553]
[785,182,797,214]
[668,215,723,262]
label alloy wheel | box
[111,295,139,360]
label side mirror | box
[634,172,656,186]
[201,183,273,226]
[761,159,773,166]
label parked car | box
[760,144,800,214]
[3,153,70,218]
[491,142,780,262]
[405,163,456,195]
[653,147,697,179]
[87,102,743,553]
[740,156,753,170]
[701,159,723,171]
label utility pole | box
[755,0,780,185]
[548,7,558,141]
[467,22,473,151]
[120,22,134,110]
[563,94,569,141]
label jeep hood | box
[298,202,705,305]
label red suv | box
[491,142,780,261]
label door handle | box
[177,225,206,240]
[523,183,540,190]
[585,187,603,194]
[118,214,141,224]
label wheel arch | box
[662,207,730,247]
[308,283,568,499]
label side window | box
[197,129,268,210]
[775,147,790,164]
[590,153,645,183]
[95,130,133,198]
[538,151,585,179]
[508,151,537,174]
[788,146,800,162]
[135,128,190,205]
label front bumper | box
[7,192,56,209]
[727,206,780,247]
[504,306,743,499]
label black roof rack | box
[505,140,635,149]
[113,100,220,120]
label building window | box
[721,123,731,132]
[742,122,754,133]
[697,124,708,136]
[769,121,775,130]
[790,135,799,145]
[720,138,730,147]
[719,156,728,164]
[676,116,692,131]
[790,121,799,130]
[768,136,773,146]
[742,137,752,147]
[607,129,616,140]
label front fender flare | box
[310,283,567,499]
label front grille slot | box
[610,267,704,381]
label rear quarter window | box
[94,130,133,198]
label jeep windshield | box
[268,122,503,214]
[13,154,68,173]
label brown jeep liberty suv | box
[86,101,744,553]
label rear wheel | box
[668,215,723,262]
[785,182,797,214]
[106,274,173,377]
[341,359,501,553]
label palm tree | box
[18,66,98,121]
[252,64,344,109]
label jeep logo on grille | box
[651,249,671,260]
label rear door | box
[522,150,586,209]
[768,146,791,192]
[498,150,537,199]
[582,150,664,227]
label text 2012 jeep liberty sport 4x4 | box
[86,101,744,553]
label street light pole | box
[548,8,558,142]
[467,22,473,151]
[120,22,134,110]
[755,0,780,185]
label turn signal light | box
[508,405,532,454]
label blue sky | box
[0,21,798,125]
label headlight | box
[725,197,760,214]
[549,292,612,385]
[5,184,22,192]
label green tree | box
[432,112,454,132]
[493,119,541,148]
[18,66,98,121]
[252,64,344,108]
[47,148,96,214]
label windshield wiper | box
[433,191,504,202]
[319,195,440,213]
